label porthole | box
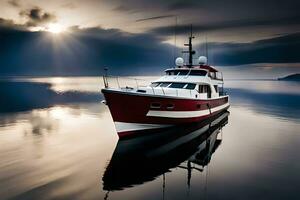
[150,102,161,109]
[166,104,174,110]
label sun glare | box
[47,23,65,34]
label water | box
[0,77,299,200]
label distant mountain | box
[278,73,300,81]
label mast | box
[182,25,195,67]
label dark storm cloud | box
[0,17,26,31]
[111,0,300,38]
[0,24,174,76]
[1,0,300,77]
[196,33,300,66]
[148,16,300,36]
[166,1,198,11]
[0,19,299,76]
[0,18,16,28]
[110,0,300,16]
[19,7,56,27]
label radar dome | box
[175,57,184,66]
[198,56,207,65]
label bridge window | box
[150,82,160,87]
[159,82,171,87]
[166,69,207,76]
[189,71,207,76]
[185,83,196,90]
[169,82,187,88]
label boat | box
[101,29,230,138]
[102,111,229,191]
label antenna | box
[173,16,178,68]
[205,36,208,65]
[182,24,195,67]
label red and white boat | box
[102,32,230,138]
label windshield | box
[166,69,207,76]
[149,82,196,90]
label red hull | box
[102,89,229,137]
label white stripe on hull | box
[115,122,171,133]
[146,103,230,118]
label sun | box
[47,23,65,34]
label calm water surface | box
[0,77,299,200]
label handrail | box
[103,75,149,89]
[105,75,149,81]
[103,76,211,98]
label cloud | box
[197,33,300,66]
[7,0,21,7]
[104,0,300,42]
[0,18,16,28]
[0,11,299,76]
[148,16,300,36]
[61,2,77,9]
[0,17,27,31]
[0,25,174,76]
[19,7,56,27]
[166,1,198,11]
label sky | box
[0,0,299,78]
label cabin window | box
[150,82,160,87]
[209,72,217,79]
[169,82,187,88]
[166,70,180,75]
[216,72,223,80]
[185,83,196,90]
[218,86,224,95]
[137,89,146,93]
[199,85,206,93]
[179,71,189,75]
[166,70,207,76]
[198,85,212,98]
[199,85,211,93]
[159,82,171,87]
[166,71,178,75]
[151,82,196,90]
[189,70,207,76]
[150,102,161,109]
[214,85,218,93]
[166,103,174,110]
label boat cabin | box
[102,26,227,100]
[165,67,223,81]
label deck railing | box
[103,76,150,89]
[102,75,227,98]
[102,75,201,98]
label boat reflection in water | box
[102,111,229,192]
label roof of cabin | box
[165,65,219,73]
[198,65,218,72]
